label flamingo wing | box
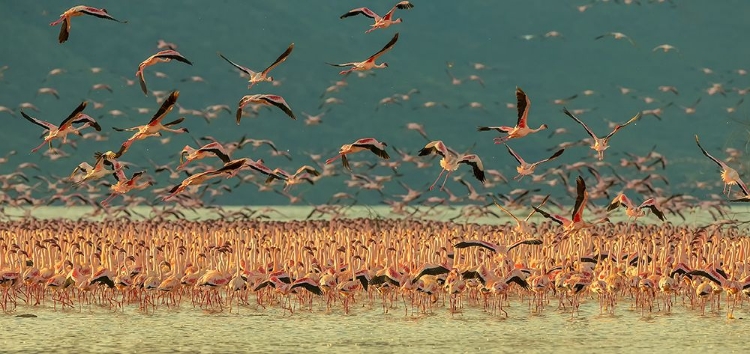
[516,87,530,128]
[606,194,626,212]
[218,53,255,76]
[261,43,294,76]
[604,111,641,140]
[354,142,390,160]
[562,107,597,139]
[290,280,323,296]
[57,101,88,130]
[198,147,231,163]
[504,144,525,165]
[70,114,101,131]
[340,7,378,20]
[368,32,399,61]
[454,240,498,253]
[58,18,70,43]
[148,91,179,126]
[695,134,727,170]
[571,176,588,222]
[295,165,320,177]
[156,50,193,65]
[260,95,295,119]
[418,140,448,158]
[20,112,56,131]
[639,198,666,221]
[542,149,565,164]
[459,155,486,183]
[384,1,414,20]
[507,238,543,252]
[80,7,126,22]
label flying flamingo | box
[478,87,548,144]
[214,158,286,181]
[340,1,414,34]
[135,50,193,95]
[328,32,399,75]
[112,91,188,157]
[50,6,126,43]
[71,151,121,185]
[562,107,642,161]
[606,193,666,221]
[505,144,564,180]
[325,138,390,171]
[236,94,295,123]
[101,167,152,206]
[20,101,101,153]
[533,176,594,234]
[695,134,749,197]
[265,165,321,191]
[218,43,294,89]
[418,140,486,191]
[163,168,230,201]
[178,142,231,170]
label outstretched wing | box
[605,112,641,140]
[148,91,179,125]
[57,101,88,130]
[368,32,399,61]
[20,111,56,131]
[340,7,378,19]
[562,107,597,139]
[218,52,254,76]
[261,43,294,76]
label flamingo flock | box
[1,1,750,320]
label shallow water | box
[3,1,750,353]
[4,297,750,353]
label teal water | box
[3,2,750,353]
[1,1,750,207]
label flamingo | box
[101,168,152,207]
[340,1,414,34]
[595,32,636,46]
[695,134,749,197]
[162,168,231,201]
[50,6,126,43]
[478,87,548,144]
[563,107,642,161]
[218,43,294,89]
[112,91,188,157]
[505,144,564,180]
[325,138,390,171]
[328,32,399,75]
[417,140,485,190]
[71,151,121,186]
[178,142,231,170]
[606,194,666,221]
[20,101,101,153]
[214,158,286,181]
[454,239,542,254]
[236,94,295,123]
[266,165,321,191]
[533,176,594,234]
[135,50,193,95]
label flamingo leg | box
[31,140,49,153]
[428,170,445,191]
[440,171,453,191]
